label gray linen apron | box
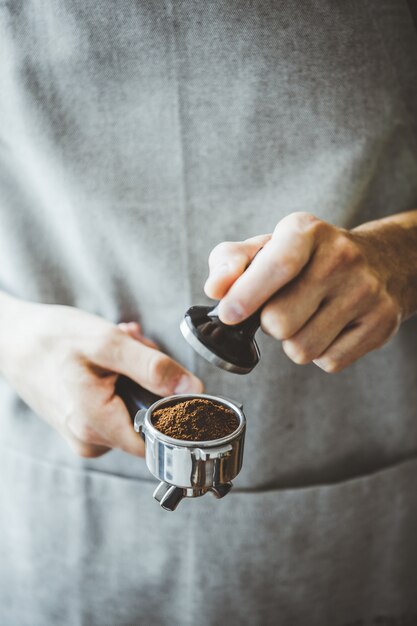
[1,1,417,624]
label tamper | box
[180,303,261,374]
[116,376,246,511]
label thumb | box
[204,234,271,300]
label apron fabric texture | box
[1,1,417,624]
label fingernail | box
[219,302,244,324]
[174,374,201,394]
[118,322,142,339]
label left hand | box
[204,212,413,373]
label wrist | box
[350,210,417,320]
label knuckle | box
[209,241,240,266]
[275,212,323,246]
[330,236,362,271]
[317,236,362,282]
[359,273,380,300]
[147,352,173,389]
[281,211,320,234]
[349,273,381,307]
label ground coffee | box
[152,399,239,441]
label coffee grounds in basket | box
[152,399,239,441]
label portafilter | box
[117,376,246,512]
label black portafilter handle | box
[115,375,161,420]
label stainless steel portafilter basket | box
[117,376,246,512]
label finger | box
[279,265,398,365]
[313,307,400,373]
[118,322,159,349]
[66,439,111,458]
[118,321,143,339]
[281,298,357,365]
[65,398,145,457]
[98,395,145,456]
[204,234,271,300]
[218,213,318,324]
[260,274,325,340]
[61,419,112,458]
[93,330,204,397]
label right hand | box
[0,294,203,458]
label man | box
[1,1,416,624]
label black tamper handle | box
[116,375,161,419]
[207,303,262,339]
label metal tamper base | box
[180,304,261,374]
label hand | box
[0,296,203,457]
[204,211,417,373]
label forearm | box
[351,209,417,320]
